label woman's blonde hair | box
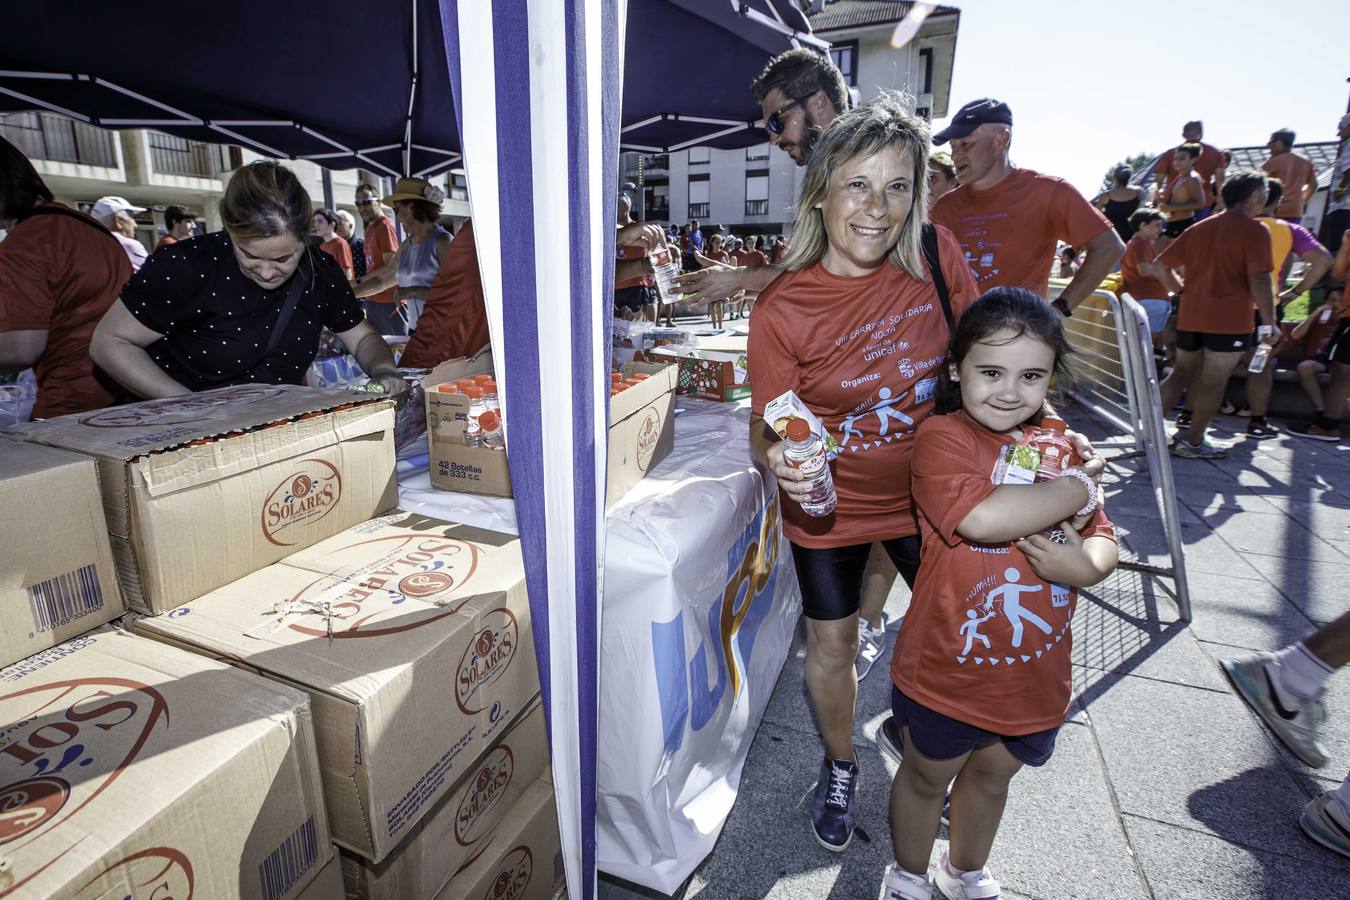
[780,94,930,279]
[221,161,312,244]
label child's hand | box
[1015,524,1103,587]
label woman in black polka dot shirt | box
[91,162,407,400]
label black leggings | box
[790,535,921,621]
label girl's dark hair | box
[0,135,54,221]
[314,207,340,227]
[935,287,1074,416]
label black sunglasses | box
[765,95,812,135]
[354,199,377,206]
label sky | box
[925,0,1348,198]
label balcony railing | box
[745,199,769,216]
[688,202,710,218]
[147,132,237,178]
[645,201,670,220]
[0,111,118,167]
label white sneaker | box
[933,850,1000,899]
[856,614,888,680]
[879,862,933,900]
[1221,652,1328,767]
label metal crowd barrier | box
[1054,287,1193,622]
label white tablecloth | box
[394,398,801,893]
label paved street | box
[601,340,1350,898]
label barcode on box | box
[259,816,318,900]
[27,564,103,634]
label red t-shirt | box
[0,204,131,418]
[730,249,749,267]
[363,214,400,304]
[320,236,355,276]
[1120,234,1168,301]
[1262,151,1317,218]
[1157,211,1271,334]
[771,242,788,263]
[931,168,1112,297]
[749,227,978,548]
[1157,142,1224,207]
[400,220,490,369]
[892,413,1116,734]
[744,249,769,267]
[154,234,177,252]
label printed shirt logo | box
[454,747,514,846]
[456,609,519,714]
[635,407,662,471]
[0,676,171,896]
[955,565,1072,667]
[260,459,343,546]
[77,386,285,428]
[483,847,532,900]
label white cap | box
[91,196,146,219]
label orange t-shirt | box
[931,168,1112,297]
[1156,142,1224,207]
[400,220,490,369]
[892,413,1116,734]
[362,214,400,304]
[1120,234,1168,300]
[154,234,177,252]
[748,226,979,548]
[1157,211,1271,334]
[730,249,749,267]
[0,203,131,417]
[1262,151,1317,218]
[744,249,769,267]
[320,236,354,276]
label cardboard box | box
[133,511,539,863]
[4,384,398,614]
[424,358,676,505]
[645,348,750,402]
[341,699,549,900]
[0,441,122,668]
[435,776,563,900]
[298,851,345,900]
[0,629,331,900]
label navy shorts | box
[891,686,1060,767]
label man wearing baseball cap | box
[930,98,1123,315]
[91,196,149,272]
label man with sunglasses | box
[354,182,404,335]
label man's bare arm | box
[674,264,781,307]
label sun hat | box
[382,177,446,207]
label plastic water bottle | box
[479,409,505,450]
[464,386,487,447]
[652,247,682,306]
[483,379,501,415]
[783,418,837,517]
[1030,417,1077,543]
[1248,344,1272,374]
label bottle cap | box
[464,386,484,399]
[785,417,811,441]
[479,410,500,431]
[484,379,498,393]
[473,374,493,384]
[630,373,650,381]
[456,379,477,393]
[611,372,622,383]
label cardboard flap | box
[611,362,677,422]
[134,404,395,498]
[4,384,387,461]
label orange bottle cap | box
[464,386,484,399]
[785,418,811,441]
[479,410,500,431]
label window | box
[915,106,931,122]
[830,41,858,86]
[688,147,710,166]
[745,171,769,217]
[688,175,710,219]
[746,145,769,162]
[450,172,469,201]
[918,47,934,95]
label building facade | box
[619,1,960,237]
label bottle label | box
[794,454,826,478]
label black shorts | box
[1175,329,1252,353]
[615,284,656,312]
[1327,317,1350,366]
[790,535,921,621]
[891,686,1060,767]
[1164,217,1195,238]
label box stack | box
[0,386,562,900]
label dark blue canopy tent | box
[0,3,824,896]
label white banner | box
[595,401,802,892]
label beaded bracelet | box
[1058,466,1099,520]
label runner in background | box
[313,207,355,281]
[927,150,959,210]
[1153,121,1226,217]
[1119,207,1180,351]
[1288,230,1350,442]
[1261,128,1320,224]
[351,182,404,336]
[1318,114,1350,260]
[1157,143,1206,251]
[155,205,196,251]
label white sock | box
[1330,775,1350,824]
[1272,642,1334,700]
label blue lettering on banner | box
[652,495,782,755]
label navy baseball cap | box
[933,98,1013,145]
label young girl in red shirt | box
[880,287,1119,900]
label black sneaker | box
[1246,418,1279,439]
[810,756,859,851]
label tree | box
[1101,152,1154,192]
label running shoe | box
[1286,421,1341,442]
[1220,652,1328,767]
[933,850,1000,899]
[1246,418,1279,439]
[1171,439,1227,460]
[876,717,952,826]
[810,756,859,852]
[1299,791,1350,860]
[857,615,889,681]
[879,863,934,900]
